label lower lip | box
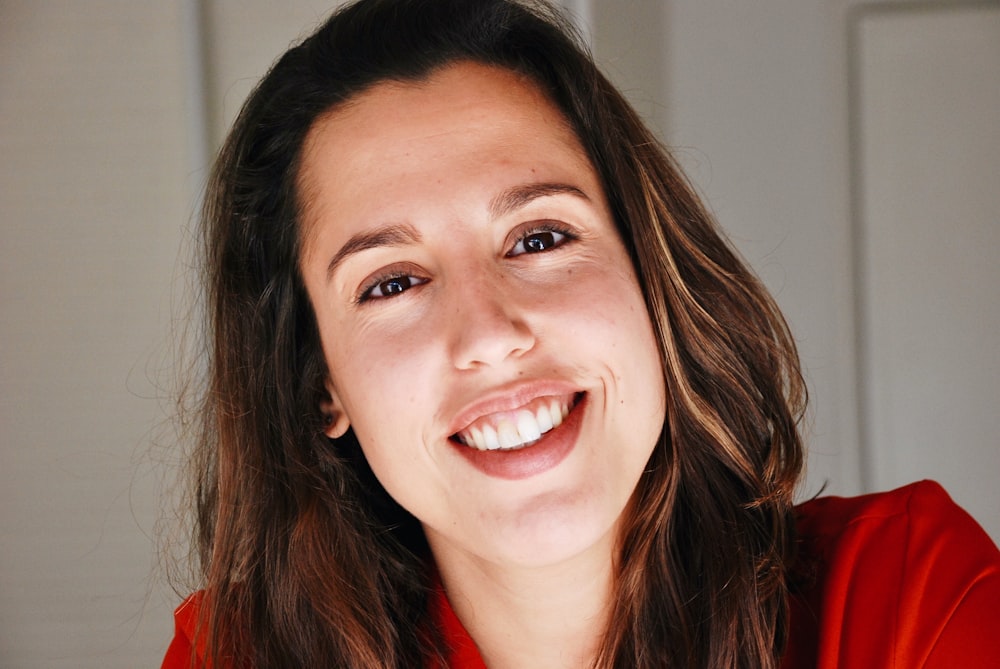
[452,393,586,481]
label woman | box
[162,1,1000,667]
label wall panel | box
[853,4,1000,539]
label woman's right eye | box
[358,273,426,303]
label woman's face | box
[299,62,666,569]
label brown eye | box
[526,232,556,252]
[379,277,411,295]
[509,227,571,256]
[360,274,426,302]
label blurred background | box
[1,0,997,666]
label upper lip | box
[446,379,583,437]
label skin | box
[298,62,667,668]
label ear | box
[320,377,350,439]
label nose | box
[448,273,536,370]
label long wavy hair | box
[182,0,806,667]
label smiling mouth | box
[451,392,583,452]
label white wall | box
[658,0,862,500]
[853,4,1000,532]
[1,1,996,666]
[585,1,998,532]
[1,3,190,666]
[1,3,347,666]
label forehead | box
[302,61,578,159]
[296,61,593,239]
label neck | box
[431,532,616,669]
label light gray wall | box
[852,4,1000,523]
[1,2,189,666]
[1,3,344,666]
[2,1,996,666]
[609,0,999,531]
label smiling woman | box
[162,1,1000,668]
[298,64,666,573]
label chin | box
[483,491,621,569]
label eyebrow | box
[324,182,590,283]
[489,182,590,220]
[325,223,422,282]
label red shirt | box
[162,481,1000,668]
[781,480,1000,667]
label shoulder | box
[795,479,993,552]
[784,480,1000,668]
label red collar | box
[430,582,488,669]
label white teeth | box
[497,420,520,449]
[456,394,578,451]
[469,425,484,450]
[516,410,542,443]
[482,424,500,450]
[548,400,563,427]
[535,405,553,432]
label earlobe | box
[323,412,350,439]
[321,378,350,439]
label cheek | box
[555,262,655,350]
[323,315,443,445]
[335,350,437,506]
[571,265,666,421]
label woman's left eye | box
[508,226,573,257]
[357,273,427,303]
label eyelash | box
[355,222,577,304]
[506,222,577,257]
[356,270,427,304]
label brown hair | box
[181,0,806,667]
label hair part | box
[184,1,806,667]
